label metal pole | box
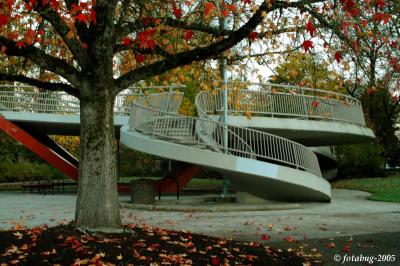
[218,0,229,197]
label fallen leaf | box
[13,231,23,239]
[283,236,295,243]
[211,257,220,265]
[327,242,336,249]
[342,244,351,253]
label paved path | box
[1,190,399,244]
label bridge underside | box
[0,111,127,138]
[215,115,375,146]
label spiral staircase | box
[120,83,374,202]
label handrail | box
[130,92,254,158]
[132,92,322,177]
[228,81,361,105]
[0,84,186,116]
[212,82,365,125]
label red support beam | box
[1,114,199,194]
[0,115,78,180]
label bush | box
[336,143,385,178]
[0,161,65,183]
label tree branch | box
[34,1,90,67]
[115,0,324,92]
[0,37,82,88]
[114,44,170,57]
[0,73,80,98]
[114,18,231,45]
[228,46,302,64]
[64,0,90,44]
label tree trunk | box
[75,88,122,229]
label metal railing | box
[0,84,186,116]
[131,92,322,177]
[200,82,365,126]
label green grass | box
[332,172,400,203]
[187,178,223,188]
[119,177,223,188]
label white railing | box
[131,92,322,177]
[205,82,365,126]
[0,84,185,116]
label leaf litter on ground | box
[0,223,313,265]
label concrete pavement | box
[0,189,399,244]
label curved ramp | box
[120,91,332,202]
[194,84,375,181]
[195,84,375,146]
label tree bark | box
[75,87,122,229]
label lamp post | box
[218,0,229,197]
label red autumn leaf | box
[249,31,258,41]
[0,15,8,27]
[302,40,313,52]
[390,41,398,49]
[284,225,292,231]
[7,0,14,9]
[373,13,392,24]
[225,4,236,12]
[70,3,81,14]
[390,57,399,72]
[90,10,96,25]
[136,29,156,49]
[221,9,230,17]
[173,7,182,19]
[361,19,368,27]
[306,21,317,36]
[50,0,60,10]
[377,0,385,9]
[184,30,193,41]
[136,54,145,63]
[211,257,220,265]
[121,37,132,46]
[242,0,251,4]
[334,51,342,63]
[261,234,269,241]
[204,2,216,16]
[15,41,25,49]
[79,2,89,10]
[24,29,35,45]
[75,13,88,24]
[342,244,351,253]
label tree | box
[269,52,344,91]
[0,0,393,229]
[306,0,400,162]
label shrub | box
[336,143,385,178]
[0,162,65,183]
